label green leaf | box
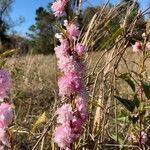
[118,73,135,92]
[114,95,135,112]
[133,94,140,108]
[100,27,123,50]
[31,112,46,133]
[110,133,124,147]
[141,81,150,99]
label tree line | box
[0,0,147,55]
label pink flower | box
[0,103,13,128]
[75,43,85,56]
[132,42,142,52]
[64,20,80,40]
[57,56,84,74]
[51,0,68,17]
[54,125,73,150]
[57,56,76,73]
[146,42,150,50]
[55,40,84,74]
[0,70,11,99]
[0,128,10,147]
[55,39,69,59]
[56,104,73,124]
[71,117,84,136]
[75,96,88,121]
[0,145,5,150]
[53,2,88,148]
[58,73,82,96]
[140,131,147,144]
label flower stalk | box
[51,0,88,149]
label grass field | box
[3,48,150,149]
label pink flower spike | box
[132,42,142,53]
[146,42,150,50]
[51,0,68,17]
[129,131,147,144]
[0,103,13,128]
[0,70,11,99]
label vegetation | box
[0,0,150,149]
[0,0,13,50]
[27,7,55,54]
[1,0,146,54]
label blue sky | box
[11,0,50,35]
[10,0,148,35]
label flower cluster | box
[64,20,80,40]
[52,1,88,149]
[132,41,150,53]
[51,0,68,17]
[0,70,13,149]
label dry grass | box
[5,54,57,121]
[3,47,149,149]
[2,2,150,149]
[4,55,58,149]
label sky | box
[10,0,148,36]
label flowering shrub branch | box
[51,0,88,149]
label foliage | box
[27,7,55,54]
[0,0,13,51]
[1,0,150,149]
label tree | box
[27,1,146,54]
[118,0,140,23]
[118,0,146,42]
[0,0,13,51]
[27,7,55,54]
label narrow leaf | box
[110,133,124,146]
[118,73,135,91]
[133,94,140,108]
[31,112,46,133]
[114,95,135,112]
[141,81,150,99]
[100,27,123,50]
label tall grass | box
[1,1,150,149]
